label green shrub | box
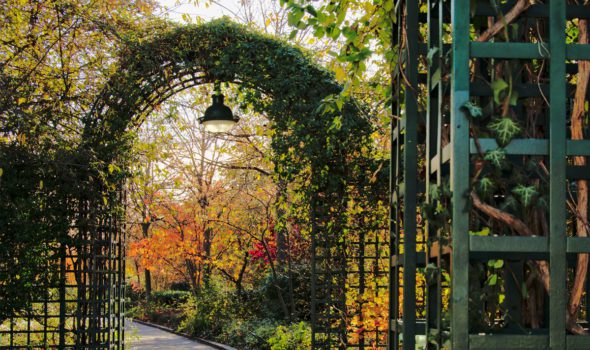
[220,319,278,350]
[179,288,233,338]
[152,290,191,306]
[257,264,312,321]
[177,282,313,349]
[268,322,311,350]
[170,281,191,291]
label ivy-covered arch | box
[76,19,382,349]
[85,19,360,163]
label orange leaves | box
[129,225,204,274]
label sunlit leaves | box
[487,273,498,286]
[288,7,305,26]
[512,185,538,207]
[484,148,506,168]
[462,101,483,118]
[478,177,495,196]
[470,227,491,236]
[488,117,521,146]
[281,0,394,102]
[491,78,509,104]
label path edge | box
[129,318,237,350]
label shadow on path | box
[127,321,216,350]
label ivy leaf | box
[462,101,483,118]
[484,149,506,168]
[487,273,498,286]
[491,78,509,104]
[478,177,495,196]
[488,117,521,146]
[513,185,538,207]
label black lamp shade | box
[199,94,239,133]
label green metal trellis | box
[390,0,590,349]
[0,187,126,349]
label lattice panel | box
[390,1,590,349]
[0,189,125,349]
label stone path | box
[127,321,216,350]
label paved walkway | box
[127,321,216,350]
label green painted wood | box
[451,0,471,349]
[469,335,549,350]
[401,1,419,349]
[470,236,548,253]
[566,237,590,254]
[471,41,590,62]
[467,237,590,257]
[470,42,548,59]
[469,139,590,156]
[470,138,548,155]
[567,44,590,60]
[472,42,590,60]
[567,140,590,156]
[474,3,590,19]
[567,335,590,349]
[549,1,567,348]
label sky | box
[155,0,245,22]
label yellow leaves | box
[181,13,192,23]
[16,133,26,144]
[334,64,347,82]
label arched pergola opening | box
[0,19,385,349]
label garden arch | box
[2,19,383,349]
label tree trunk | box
[236,252,249,297]
[275,181,288,271]
[567,18,590,334]
[141,222,152,302]
[144,269,152,302]
[185,259,200,294]
[203,227,212,287]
